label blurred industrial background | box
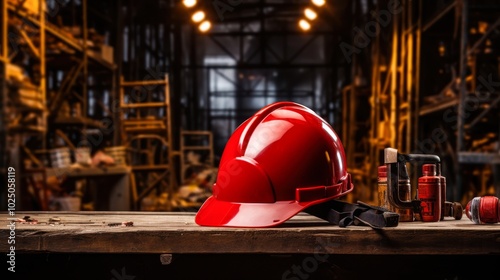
[1,0,499,212]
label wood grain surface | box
[1,211,499,255]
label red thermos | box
[418,164,441,222]
[466,196,500,224]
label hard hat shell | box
[195,102,353,227]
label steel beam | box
[466,94,500,129]
[14,27,40,58]
[7,3,116,70]
[458,152,500,164]
[422,0,457,32]
[455,0,468,202]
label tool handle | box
[403,153,441,163]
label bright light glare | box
[299,19,311,31]
[311,0,326,7]
[183,0,197,8]
[199,20,212,32]
[304,8,317,20]
[191,11,205,23]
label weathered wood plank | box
[1,212,499,255]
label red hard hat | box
[195,102,353,227]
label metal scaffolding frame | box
[181,0,341,159]
[130,0,344,206]
[1,0,47,210]
[0,0,118,210]
[119,75,177,210]
[343,0,500,205]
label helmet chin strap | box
[304,200,400,229]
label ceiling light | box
[192,11,205,23]
[183,0,197,8]
[299,19,311,31]
[311,0,326,7]
[199,20,212,32]
[304,8,317,20]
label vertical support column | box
[414,0,422,155]
[369,0,379,163]
[113,0,123,146]
[0,0,8,210]
[405,0,413,154]
[119,76,125,144]
[348,85,356,172]
[205,68,211,131]
[82,0,88,129]
[259,0,265,65]
[398,0,406,152]
[165,74,177,196]
[341,86,348,158]
[389,8,399,148]
[368,1,382,202]
[455,0,468,202]
[171,16,183,189]
[189,26,198,130]
[1,0,8,153]
[40,0,46,149]
[1,0,6,60]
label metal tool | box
[384,148,463,221]
[384,147,440,214]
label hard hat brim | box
[195,195,331,228]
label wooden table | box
[1,212,499,279]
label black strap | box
[304,200,400,229]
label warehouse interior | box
[1,0,499,214]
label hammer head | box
[384,148,399,164]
